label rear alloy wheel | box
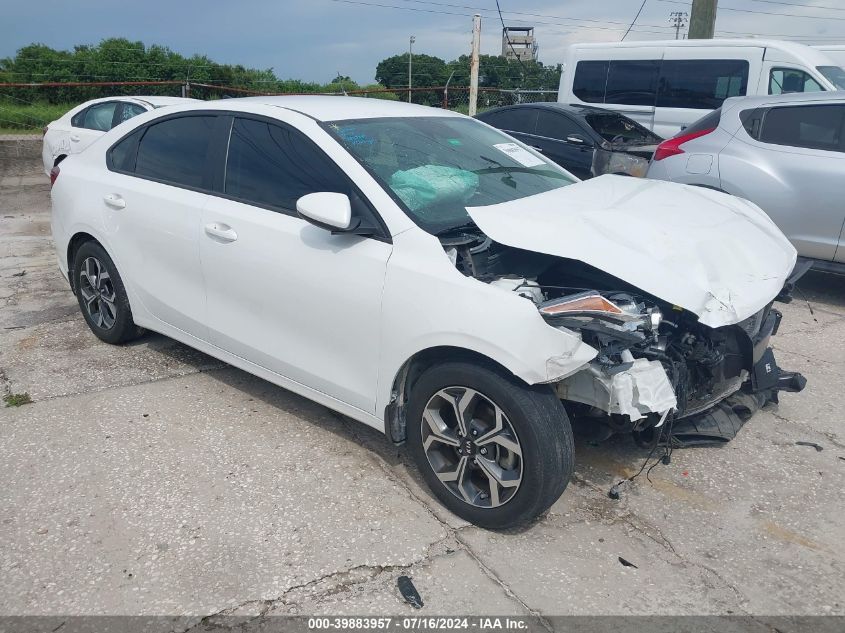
[73,241,144,345]
[407,361,574,529]
[78,256,117,330]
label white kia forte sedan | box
[50,96,806,528]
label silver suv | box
[647,92,845,273]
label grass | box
[4,392,33,407]
[0,102,71,132]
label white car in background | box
[41,96,195,177]
[49,97,806,528]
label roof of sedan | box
[723,90,845,109]
[220,95,463,121]
[478,102,613,117]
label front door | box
[199,116,392,413]
[530,110,594,179]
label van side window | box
[769,69,823,95]
[759,105,844,152]
[657,60,749,109]
[572,61,609,103]
[606,60,660,106]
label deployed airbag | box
[390,165,478,212]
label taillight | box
[50,165,60,187]
[652,127,715,161]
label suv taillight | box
[653,127,715,161]
[49,165,60,187]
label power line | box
[496,0,529,75]
[657,0,845,20]
[749,0,845,12]
[329,0,684,36]
[623,1,649,41]
[395,0,675,30]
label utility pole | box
[408,35,415,103]
[689,0,718,39]
[469,14,481,117]
[670,11,688,40]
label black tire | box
[406,361,574,529]
[72,241,144,345]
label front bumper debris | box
[668,350,806,447]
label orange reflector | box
[540,293,623,316]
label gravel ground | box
[1,158,843,630]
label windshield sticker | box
[447,138,462,146]
[492,142,545,167]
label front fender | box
[376,229,598,419]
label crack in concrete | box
[334,414,552,630]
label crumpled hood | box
[466,175,797,328]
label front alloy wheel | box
[422,387,523,508]
[407,361,574,529]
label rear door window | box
[769,68,823,95]
[535,110,584,141]
[480,108,538,134]
[75,102,119,131]
[657,60,749,109]
[116,102,147,124]
[759,104,845,152]
[605,60,660,106]
[134,115,217,188]
[224,117,350,213]
[572,61,609,103]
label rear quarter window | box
[759,104,845,152]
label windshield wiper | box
[434,220,479,236]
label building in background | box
[501,27,538,62]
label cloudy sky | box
[2,0,844,84]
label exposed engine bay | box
[442,231,807,447]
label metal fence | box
[0,82,559,132]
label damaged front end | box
[445,233,807,448]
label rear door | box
[655,49,757,138]
[70,101,121,154]
[531,110,594,178]
[730,103,845,262]
[477,107,539,144]
[103,113,218,337]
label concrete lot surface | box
[1,156,843,629]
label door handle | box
[103,193,126,209]
[204,222,238,243]
[70,135,80,142]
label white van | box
[559,39,845,138]
[814,45,845,67]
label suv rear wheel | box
[407,361,574,529]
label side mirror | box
[566,134,587,145]
[296,192,355,232]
